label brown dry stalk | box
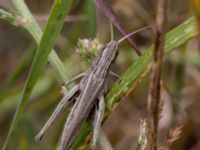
[93,0,141,56]
[147,0,169,150]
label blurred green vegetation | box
[0,0,200,150]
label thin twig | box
[147,0,169,150]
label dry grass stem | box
[147,0,169,150]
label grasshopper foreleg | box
[92,95,105,149]
[64,72,86,86]
[63,69,117,87]
[35,85,80,141]
[110,71,119,79]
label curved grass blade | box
[2,0,73,149]
[105,17,197,110]
[10,0,70,83]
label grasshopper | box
[35,26,150,150]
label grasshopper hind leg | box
[92,95,105,149]
[35,85,80,141]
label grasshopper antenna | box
[117,25,152,44]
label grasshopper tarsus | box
[35,133,43,141]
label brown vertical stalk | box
[147,0,169,150]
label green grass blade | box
[2,0,73,149]
[72,17,198,148]
[105,17,197,110]
[11,0,70,83]
[86,0,96,38]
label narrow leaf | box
[3,0,73,149]
[105,17,197,111]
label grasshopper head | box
[102,40,118,64]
